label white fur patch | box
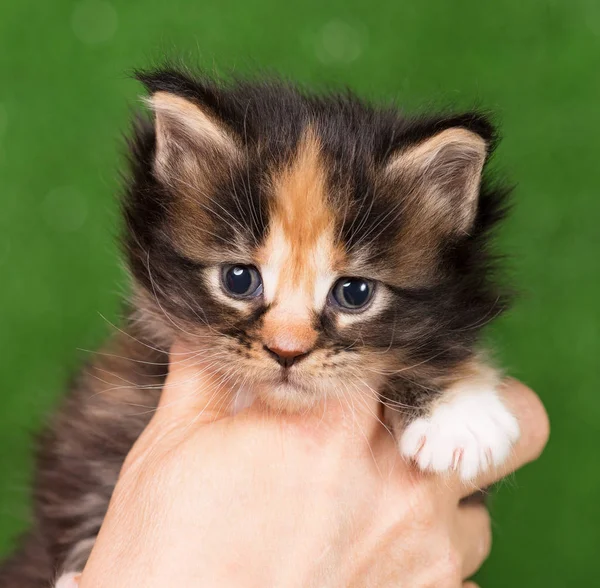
[231,386,256,415]
[54,572,81,588]
[260,222,291,304]
[400,386,520,481]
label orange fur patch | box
[268,128,341,286]
[261,309,319,354]
[257,128,344,349]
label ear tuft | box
[386,127,487,235]
[144,91,238,185]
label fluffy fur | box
[0,68,518,586]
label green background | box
[1,0,598,585]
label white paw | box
[54,572,81,588]
[400,388,520,481]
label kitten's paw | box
[54,572,81,588]
[400,388,520,481]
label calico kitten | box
[0,68,519,587]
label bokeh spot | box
[314,20,367,65]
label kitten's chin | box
[253,380,324,413]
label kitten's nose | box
[263,345,311,368]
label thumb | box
[154,342,236,425]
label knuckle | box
[511,381,550,460]
[421,535,462,587]
[446,548,463,580]
[418,501,438,530]
[531,403,551,459]
[411,486,440,529]
[480,511,493,561]
[437,545,462,585]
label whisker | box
[337,381,383,478]
[77,347,204,367]
[97,313,172,356]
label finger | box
[463,583,480,588]
[155,342,237,424]
[454,504,492,579]
[458,379,549,497]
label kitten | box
[0,68,519,587]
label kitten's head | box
[123,68,510,410]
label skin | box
[74,345,549,588]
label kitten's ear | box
[385,127,488,235]
[145,91,239,186]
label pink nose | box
[263,345,311,368]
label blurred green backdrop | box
[1,0,599,585]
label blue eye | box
[222,265,263,298]
[331,278,374,311]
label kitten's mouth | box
[249,366,332,411]
[275,365,309,389]
[268,367,310,394]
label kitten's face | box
[125,72,505,410]
[187,129,397,408]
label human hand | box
[74,345,548,588]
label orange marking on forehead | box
[259,127,345,298]
[272,127,330,239]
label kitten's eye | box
[331,278,374,311]
[221,265,263,298]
